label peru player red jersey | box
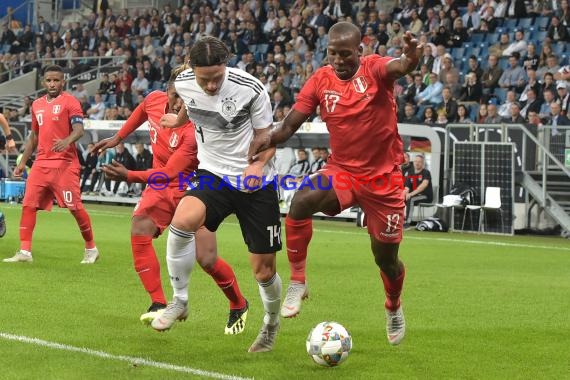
[31,91,83,168]
[293,55,404,176]
[118,90,198,188]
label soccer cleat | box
[140,302,167,326]
[248,321,280,353]
[385,306,406,345]
[151,297,189,331]
[81,248,100,264]
[0,212,6,238]
[280,282,309,318]
[3,251,33,263]
[225,300,249,335]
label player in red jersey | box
[93,67,249,334]
[3,65,100,264]
[249,22,421,345]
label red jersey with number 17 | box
[293,55,404,176]
[31,91,83,168]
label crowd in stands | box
[1,0,570,194]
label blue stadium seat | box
[485,33,499,44]
[517,18,533,29]
[248,44,257,53]
[537,17,550,31]
[257,44,269,54]
[553,42,567,55]
[451,47,465,59]
[470,33,484,44]
[503,19,518,31]
[498,57,509,70]
[493,88,507,103]
[152,38,160,48]
[471,47,480,57]
[535,31,548,42]
[469,103,480,121]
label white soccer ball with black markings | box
[306,321,352,367]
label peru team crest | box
[352,76,368,93]
[169,132,179,148]
[52,105,61,114]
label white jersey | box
[175,67,276,190]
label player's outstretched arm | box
[14,130,37,177]
[386,31,422,81]
[248,109,309,162]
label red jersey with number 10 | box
[293,55,404,176]
[31,92,83,168]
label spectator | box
[503,101,526,123]
[547,16,570,42]
[547,101,570,137]
[422,106,437,124]
[520,88,542,119]
[460,72,483,102]
[489,33,510,57]
[539,88,557,121]
[400,102,421,123]
[462,2,481,33]
[541,72,557,97]
[404,154,433,227]
[415,72,443,105]
[502,30,528,57]
[437,87,458,122]
[439,54,459,86]
[457,104,473,123]
[523,43,540,72]
[107,142,136,195]
[131,69,149,95]
[309,147,325,174]
[87,93,106,120]
[477,103,488,123]
[81,143,99,193]
[485,102,503,123]
[498,90,517,118]
[498,53,527,92]
[556,82,570,115]
[536,55,561,80]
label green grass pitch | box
[0,204,569,379]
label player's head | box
[188,36,232,96]
[42,65,65,99]
[327,22,362,80]
[166,64,189,114]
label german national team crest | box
[52,105,61,114]
[169,132,179,148]
[352,76,368,93]
[221,97,237,117]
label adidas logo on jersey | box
[189,99,196,107]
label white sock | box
[166,225,196,303]
[258,272,282,326]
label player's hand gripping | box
[93,134,122,156]
[102,160,128,181]
[242,160,264,192]
[5,139,16,153]
[247,130,272,164]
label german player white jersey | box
[175,67,276,190]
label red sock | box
[132,235,166,305]
[285,216,313,283]
[19,206,37,252]
[380,266,406,311]
[204,258,246,310]
[71,208,95,249]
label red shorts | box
[23,166,83,211]
[321,164,405,243]
[133,186,185,236]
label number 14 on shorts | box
[266,225,281,248]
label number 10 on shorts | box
[266,225,281,247]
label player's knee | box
[131,216,157,236]
[251,255,276,283]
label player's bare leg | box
[282,173,339,317]
[372,239,406,345]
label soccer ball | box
[306,321,352,367]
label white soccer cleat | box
[81,248,100,264]
[151,297,189,331]
[280,282,309,318]
[385,306,406,345]
[3,251,33,263]
[248,321,280,353]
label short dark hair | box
[43,65,64,75]
[189,36,232,67]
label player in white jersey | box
[152,36,282,353]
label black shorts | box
[185,170,282,253]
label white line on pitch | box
[0,332,253,380]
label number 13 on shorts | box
[266,225,281,248]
